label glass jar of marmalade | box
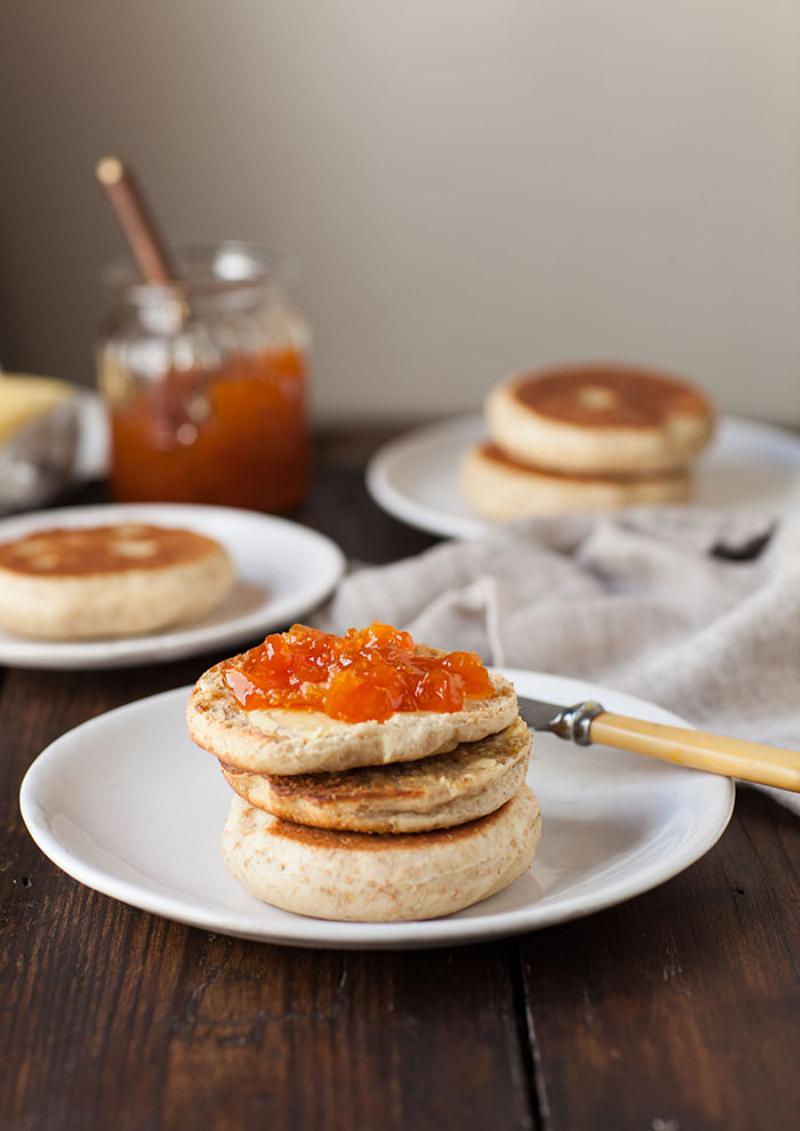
[97,242,311,511]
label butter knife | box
[518,696,800,791]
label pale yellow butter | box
[0,374,74,443]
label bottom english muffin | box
[221,785,542,922]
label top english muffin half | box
[188,649,518,776]
[487,364,714,474]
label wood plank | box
[518,788,800,1131]
[156,938,533,1131]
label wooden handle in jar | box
[96,156,177,286]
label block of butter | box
[0,374,75,442]
[0,374,79,512]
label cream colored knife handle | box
[589,713,800,792]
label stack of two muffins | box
[188,639,541,922]
[462,363,715,520]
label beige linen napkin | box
[316,508,800,814]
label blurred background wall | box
[2,0,799,423]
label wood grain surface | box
[1,437,798,1131]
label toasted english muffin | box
[221,783,541,921]
[221,715,531,832]
[188,653,518,776]
[461,442,692,519]
[0,523,234,639]
[487,364,714,474]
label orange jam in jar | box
[98,243,310,512]
[222,622,494,723]
[108,346,308,511]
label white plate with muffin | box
[19,622,733,948]
[0,504,344,669]
[368,363,800,538]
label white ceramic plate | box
[0,503,345,670]
[367,414,800,539]
[20,669,734,950]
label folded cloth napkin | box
[316,507,800,814]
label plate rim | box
[366,413,487,540]
[366,412,800,540]
[19,669,735,950]
[0,502,346,670]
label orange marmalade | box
[109,346,309,512]
[222,622,494,723]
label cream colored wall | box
[2,1,799,422]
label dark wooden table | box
[1,434,799,1131]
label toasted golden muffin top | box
[0,524,223,577]
[509,365,712,430]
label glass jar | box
[97,242,311,512]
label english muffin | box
[0,523,234,639]
[189,655,518,776]
[461,442,692,520]
[487,364,714,474]
[221,784,541,921]
[220,715,531,833]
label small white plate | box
[0,503,345,670]
[20,670,734,950]
[367,414,800,539]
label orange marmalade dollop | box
[221,622,494,723]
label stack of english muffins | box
[462,363,715,520]
[187,628,541,922]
